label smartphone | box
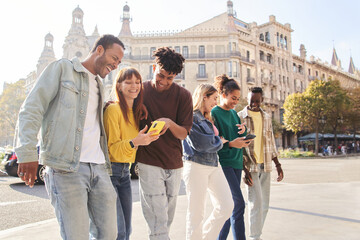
[244,134,256,140]
[148,121,166,135]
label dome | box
[45,32,54,41]
[123,4,130,12]
[73,5,84,15]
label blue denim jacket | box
[182,110,223,167]
[14,58,111,173]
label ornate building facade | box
[22,1,360,148]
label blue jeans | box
[111,162,132,240]
[138,162,183,240]
[218,167,246,240]
[44,162,117,240]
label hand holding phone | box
[244,134,256,140]
[148,121,166,136]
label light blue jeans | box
[111,162,132,240]
[138,162,182,240]
[246,163,271,240]
[44,162,118,240]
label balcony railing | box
[122,51,255,64]
[246,77,255,84]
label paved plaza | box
[0,155,359,240]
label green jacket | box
[14,58,111,173]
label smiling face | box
[94,43,124,78]
[221,89,241,110]
[117,74,141,104]
[203,92,218,114]
[248,92,263,111]
[151,66,176,92]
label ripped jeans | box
[137,162,182,240]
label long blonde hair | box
[192,83,217,119]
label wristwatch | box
[129,140,135,149]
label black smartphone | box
[244,134,256,140]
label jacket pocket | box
[60,81,79,109]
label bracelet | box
[275,163,281,168]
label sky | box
[0,0,359,94]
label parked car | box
[4,148,45,184]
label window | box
[293,63,297,72]
[198,64,206,77]
[282,59,284,69]
[286,60,288,71]
[246,50,250,61]
[316,71,319,77]
[284,36,288,50]
[199,45,205,58]
[174,46,180,53]
[283,76,285,85]
[322,73,325,79]
[278,57,280,67]
[298,65,303,74]
[279,74,281,82]
[259,33,264,41]
[228,61,232,77]
[149,65,154,79]
[270,72,273,80]
[280,34,284,48]
[308,69,311,75]
[272,111,275,120]
[182,46,189,58]
[247,68,251,78]
[277,32,280,47]
[150,47,156,57]
[287,77,289,85]
[267,54,272,64]
[271,89,274,99]
[260,51,265,61]
[265,31,270,44]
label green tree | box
[322,80,350,149]
[283,80,337,155]
[0,80,26,146]
[345,87,360,141]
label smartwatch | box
[129,140,135,149]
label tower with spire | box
[348,57,356,74]
[62,5,90,60]
[36,33,56,76]
[331,48,341,68]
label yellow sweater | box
[104,103,138,163]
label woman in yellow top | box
[104,67,159,240]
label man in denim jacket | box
[15,35,125,240]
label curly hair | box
[153,47,185,74]
[250,87,263,95]
[213,74,240,96]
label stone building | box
[21,1,360,148]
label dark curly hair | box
[250,87,263,95]
[153,47,185,75]
[213,74,240,96]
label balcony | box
[246,77,255,84]
[196,73,208,80]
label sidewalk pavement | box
[0,158,359,240]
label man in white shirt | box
[15,34,125,240]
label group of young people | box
[14,34,283,240]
